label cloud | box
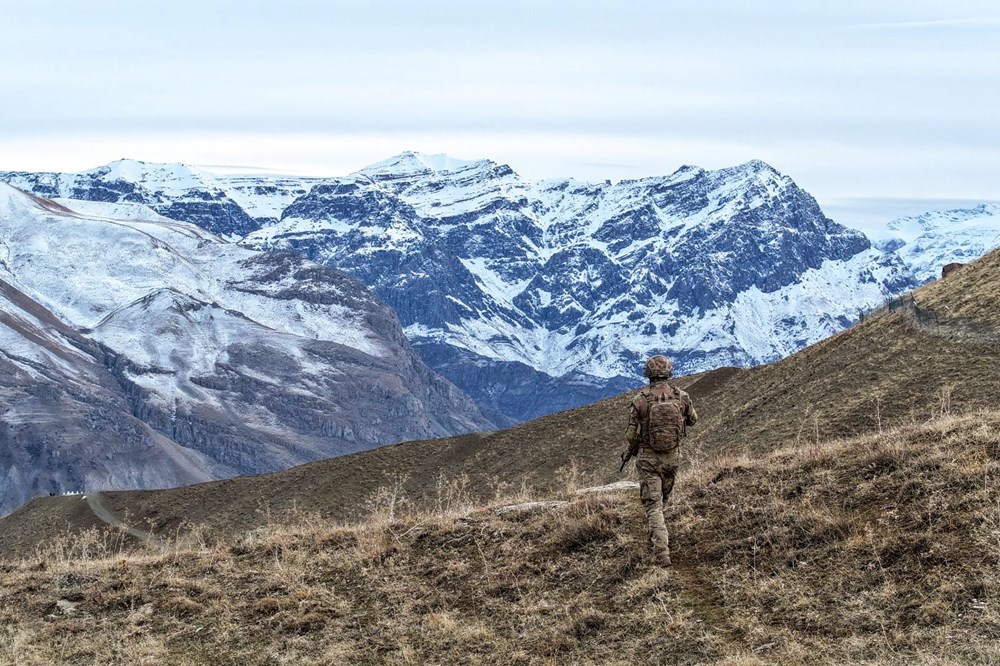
[1,1,998,207]
[578,163,638,171]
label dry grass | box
[1,494,714,665]
[670,410,1000,663]
[5,409,1000,664]
[917,247,1000,330]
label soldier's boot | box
[653,524,671,566]
[644,509,671,566]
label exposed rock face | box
[2,155,921,424]
[0,185,490,515]
[0,272,224,514]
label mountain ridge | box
[881,202,1000,282]
[242,153,917,421]
[5,156,997,424]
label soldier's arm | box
[682,392,698,427]
[625,404,640,446]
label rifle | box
[618,440,639,472]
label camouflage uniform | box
[625,356,697,566]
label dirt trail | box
[590,484,753,656]
[493,482,747,654]
[85,492,167,551]
[669,556,757,656]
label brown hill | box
[2,248,999,556]
[3,409,1000,664]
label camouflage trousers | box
[635,451,678,559]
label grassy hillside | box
[3,410,1000,664]
[918,248,1000,330]
[0,370,734,555]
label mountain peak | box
[662,161,781,188]
[359,151,487,177]
[89,159,207,188]
[716,160,783,182]
[738,158,778,173]
[705,160,788,196]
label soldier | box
[623,355,697,566]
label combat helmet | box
[643,355,673,379]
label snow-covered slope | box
[0,184,489,514]
[2,155,926,424]
[876,204,1000,283]
[0,271,226,515]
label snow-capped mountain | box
[2,155,922,423]
[0,184,489,514]
[875,204,1000,283]
[242,154,918,421]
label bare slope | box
[2,411,1000,664]
[1,248,998,554]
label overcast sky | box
[1,1,997,228]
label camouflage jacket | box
[625,379,698,448]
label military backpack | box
[633,386,686,453]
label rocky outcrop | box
[942,263,965,278]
